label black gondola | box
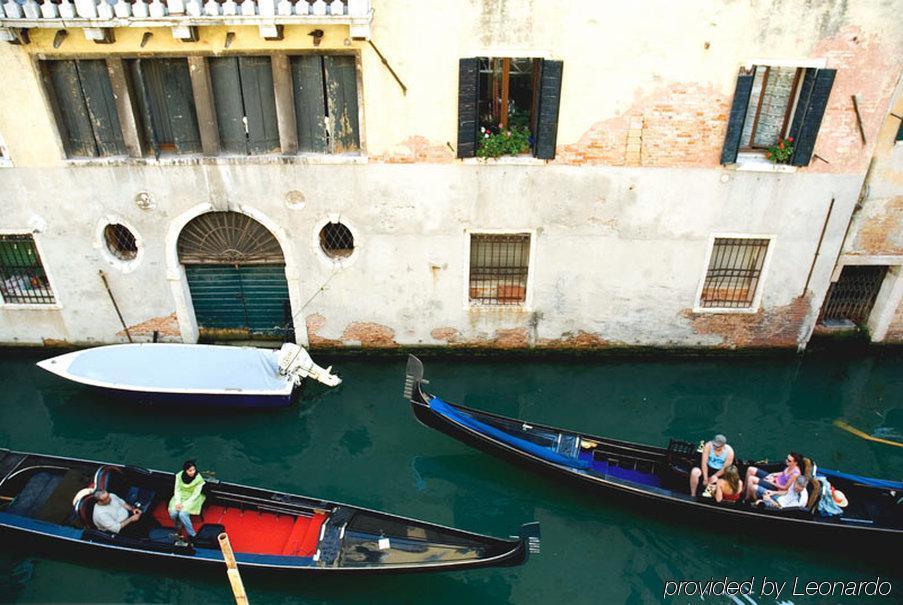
[0,448,539,574]
[404,355,903,548]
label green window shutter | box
[323,55,360,153]
[209,57,249,154]
[290,55,328,153]
[75,60,125,157]
[239,57,281,155]
[534,59,563,160]
[128,60,159,156]
[44,60,98,158]
[456,58,479,158]
[720,70,754,165]
[133,59,201,155]
[789,68,836,166]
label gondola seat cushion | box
[75,494,98,529]
[194,523,226,549]
[147,527,179,545]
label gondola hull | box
[0,450,538,575]
[405,356,903,551]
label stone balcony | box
[0,0,372,42]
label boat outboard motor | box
[277,343,342,387]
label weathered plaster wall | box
[0,161,861,348]
[0,1,901,349]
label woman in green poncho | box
[168,460,205,539]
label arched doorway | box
[177,211,294,341]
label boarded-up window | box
[289,54,360,154]
[209,56,280,155]
[128,58,202,155]
[699,238,770,309]
[43,60,125,158]
[469,234,530,305]
[0,235,55,305]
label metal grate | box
[700,238,770,308]
[178,211,284,265]
[820,265,888,325]
[469,233,530,305]
[103,224,138,261]
[319,222,354,258]
[0,235,56,304]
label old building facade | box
[0,0,901,349]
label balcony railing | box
[0,0,372,41]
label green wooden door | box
[185,264,292,339]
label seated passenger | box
[689,434,734,497]
[714,465,743,503]
[93,490,146,536]
[745,451,803,501]
[168,460,206,541]
[759,475,809,510]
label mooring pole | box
[218,532,249,605]
[98,270,133,343]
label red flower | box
[778,141,784,149]
[787,137,794,142]
[766,152,772,159]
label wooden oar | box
[833,419,903,448]
[218,533,249,605]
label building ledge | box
[1,0,372,40]
[462,156,547,166]
[62,152,368,167]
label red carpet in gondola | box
[151,503,325,556]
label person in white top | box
[761,475,809,510]
[92,490,144,536]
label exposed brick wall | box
[341,322,399,347]
[556,83,728,168]
[370,136,455,164]
[305,313,342,347]
[885,303,903,343]
[851,196,903,256]
[680,296,812,348]
[117,312,180,339]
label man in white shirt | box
[762,475,809,510]
[92,490,144,536]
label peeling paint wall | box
[0,1,901,350]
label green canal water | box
[0,348,901,604]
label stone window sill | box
[462,156,546,166]
[63,153,368,167]
[0,303,62,310]
[731,152,797,173]
[691,305,759,314]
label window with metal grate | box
[469,233,530,305]
[319,222,354,259]
[103,224,138,262]
[699,238,770,309]
[0,235,55,305]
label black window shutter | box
[720,70,754,165]
[290,55,328,153]
[323,55,360,153]
[75,60,125,157]
[239,56,281,155]
[45,60,97,158]
[457,58,479,158]
[209,57,249,154]
[789,68,836,166]
[534,59,563,160]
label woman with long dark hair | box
[168,460,205,540]
[745,451,803,502]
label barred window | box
[103,224,138,262]
[699,238,770,309]
[469,233,530,305]
[0,235,55,305]
[319,222,354,259]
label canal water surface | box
[0,349,901,604]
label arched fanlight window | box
[178,212,284,265]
